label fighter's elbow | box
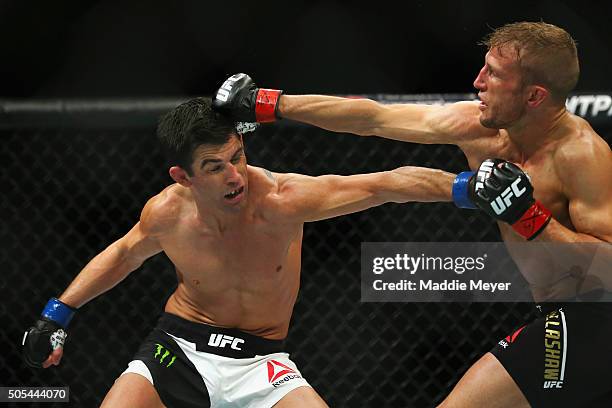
[105,239,145,275]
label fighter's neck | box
[504,106,569,159]
[191,192,250,233]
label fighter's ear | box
[169,166,192,187]
[526,85,549,108]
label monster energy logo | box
[154,344,176,368]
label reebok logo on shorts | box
[267,359,302,388]
[498,325,526,349]
[543,310,567,389]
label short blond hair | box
[482,22,579,103]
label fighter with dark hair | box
[215,22,612,407]
[23,97,461,407]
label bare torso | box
[460,103,609,300]
[154,167,303,339]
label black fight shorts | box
[491,303,612,407]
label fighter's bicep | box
[118,194,172,264]
[375,101,485,145]
[270,174,337,220]
[120,222,163,265]
[270,173,380,223]
[563,149,612,241]
[568,188,612,242]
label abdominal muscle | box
[163,238,303,340]
[500,216,589,302]
[165,281,299,339]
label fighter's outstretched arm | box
[59,219,163,308]
[59,193,170,308]
[267,167,454,223]
[23,194,166,368]
[279,95,482,145]
[212,73,490,145]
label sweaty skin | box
[158,162,452,339]
[45,135,454,369]
[275,44,612,408]
[278,47,612,302]
[155,174,304,340]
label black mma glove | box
[212,73,282,123]
[452,158,507,209]
[23,298,76,368]
[453,158,552,240]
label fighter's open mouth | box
[225,186,244,199]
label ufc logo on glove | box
[490,177,527,215]
[215,74,246,102]
[475,159,495,191]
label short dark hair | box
[157,97,237,174]
[481,22,579,103]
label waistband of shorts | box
[156,312,286,358]
[536,291,612,316]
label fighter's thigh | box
[100,373,165,408]
[438,352,530,408]
[273,385,329,408]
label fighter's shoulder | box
[247,166,290,220]
[246,165,283,207]
[254,166,312,191]
[248,166,308,213]
[445,100,481,115]
[433,101,496,139]
[248,164,276,181]
[140,184,186,235]
[554,117,612,178]
[248,165,290,193]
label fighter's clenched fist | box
[212,73,282,123]
[453,158,551,240]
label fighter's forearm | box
[379,167,454,204]
[279,95,385,136]
[59,240,143,308]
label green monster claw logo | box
[154,343,176,368]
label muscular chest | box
[466,138,571,226]
[521,161,569,223]
[161,217,302,285]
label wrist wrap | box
[41,298,76,329]
[255,89,282,122]
[511,200,552,240]
[452,171,477,209]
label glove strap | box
[452,171,477,209]
[512,200,552,240]
[41,298,76,329]
[255,89,282,123]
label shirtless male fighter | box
[215,22,612,407]
[22,97,459,407]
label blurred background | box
[2,1,611,407]
[0,0,610,97]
